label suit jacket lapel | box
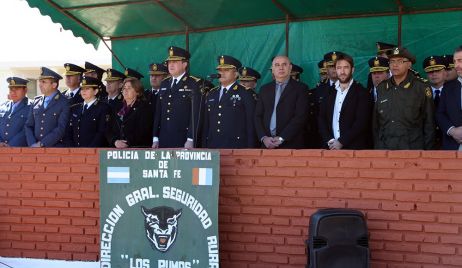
[326,87,336,126]
[340,84,355,116]
[277,79,292,104]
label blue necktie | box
[270,83,283,136]
[44,97,51,109]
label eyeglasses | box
[389,59,410,65]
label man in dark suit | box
[202,55,256,149]
[145,62,169,116]
[318,53,372,150]
[0,77,31,147]
[62,63,85,105]
[152,46,202,149]
[436,46,462,150]
[25,67,70,147]
[255,55,309,149]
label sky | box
[0,0,111,67]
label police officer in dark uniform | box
[125,68,144,81]
[145,63,169,115]
[0,77,31,147]
[318,59,328,83]
[443,54,458,81]
[368,56,390,102]
[290,64,304,82]
[373,47,435,150]
[152,46,203,149]
[238,66,260,100]
[67,77,110,147]
[25,67,70,147]
[202,55,256,148]
[423,55,446,149]
[102,68,125,114]
[84,61,107,98]
[62,63,85,105]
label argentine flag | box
[107,167,130,184]
[192,168,213,186]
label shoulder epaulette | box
[189,75,202,82]
[70,103,82,108]
[209,86,219,92]
[162,76,171,81]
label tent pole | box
[396,0,403,46]
[285,14,289,56]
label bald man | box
[254,56,309,149]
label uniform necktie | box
[434,89,441,107]
[172,79,177,88]
[270,83,283,136]
[44,97,51,109]
[83,104,88,114]
[70,92,74,98]
[10,103,15,114]
[219,87,227,101]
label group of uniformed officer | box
[0,42,460,150]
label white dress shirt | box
[332,79,354,139]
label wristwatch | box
[278,137,284,143]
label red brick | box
[253,197,282,206]
[237,168,265,176]
[314,179,345,188]
[379,181,413,190]
[292,150,322,157]
[347,200,380,210]
[232,149,262,156]
[382,201,416,211]
[70,165,97,173]
[61,243,86,253]
[289,256,307,265]
[327,169,359,178]
[394,171,427,180]
[294,168,326,178]
[1,182,20,189]
[35,208,59,216]
[404,233,439,243]
[265,168,295,177]
[253,177,284,187]
[428,172,462,180]
[35,225,59,233]
[424,223,459,234]
[442,256,462,266]
[221,242,245,252]
[359,170,392,179]
[12,156,37,163]
[241,207,270,215]
[367,211,400,221]
[389,222,423,231]
[272,226,302,236]
[256,235,284,245]
[262,150,292,157]
[242,225,271,234]
[231,215,259,224]
[21,233,46,242]
[371,252,404,262]
[45,200,69,208]
[61,156,86,164]
[346,180,379,190]
[0,216,21,223]
[46,234,71,243]
[73,253,98,261]
[314,199,346,208]
[283,197,314,207]
[395,192,430,202]
[361,191,394,200]
[259,254,288,264]
[271,208,302,217]
[421,244,456,254]
[11,225,34,232]
[245,244,274,253]
[339,160,371,168]
[372,160,405,169]
[414,182,451,192]
[405,254,439,264]
[384,242,419,252]
[308,160,338,168]
[46,183,70,191]
[22,250,47,259]
[416,160,440,169]
[266,188,296,197]
[355,150,388,158]
[416,203,451,213]
[370,231,403,241]
[432,193,462,203]
[9,174,34,181]
[0,166,21,172]
[422,151,456,159]
[237,187,265,196]
[228,234,256,243]
[225,177,253,186]
[22,217,46,225]
[229,252,257,262]
[388,150,421,158]
[60,226,84,235]
[255,158,276,167]
[277,159,307,167]
[322,150,354,158]
[286,236,306,246]
[47,252,72,260]
[221,167,237,175]
[10,208,34,216]
[441,160,462,170]
[401,213,436,222]
[367,221,388,230]
[46,217,71,225]
[12,241,35,250]
[297,189,328,198]
[275,245,305,255]
[219,223,242,233]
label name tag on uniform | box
[72,113,78,117]
[380,99,388,103]
[160,88,167,91]
[208,99,215,102]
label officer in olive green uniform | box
[373,47,435,150]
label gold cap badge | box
[220,56,225,65]
[430,57,436,66]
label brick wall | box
[1,148,462,267]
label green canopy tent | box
[25,0,462,88]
